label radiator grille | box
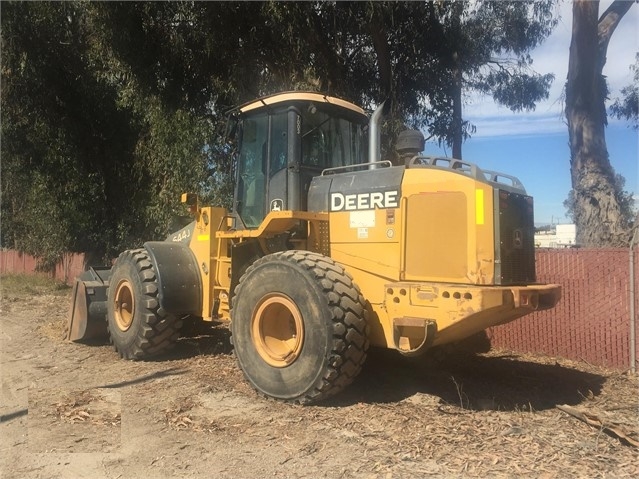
[494,190,536,284]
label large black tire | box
[107,248,183,359]
[231,250,369,404]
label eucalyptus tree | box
[1,1,220,265]
[565,0,635,246]
[1,1,140,267]
[199,1,558,160]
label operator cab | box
[233,92,368,228]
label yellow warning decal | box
[197,234,210,241]
[475,189,485,225]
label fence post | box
[630,228,638,375]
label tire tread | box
[232,250,369,404]
[107,249,183,360]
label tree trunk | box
[565,0,634,247]
[450,1,464,160]
[368,3,392,98]
[451,55,463,160]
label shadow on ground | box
[99,367,188,388]
[164,321,233,360]
[69,321,607,412]
[331,348,607,412]
[70,320,233,361]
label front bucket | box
[66,267,112,342]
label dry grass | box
[1,273,70,297]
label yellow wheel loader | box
[67,92,561,404]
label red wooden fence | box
[489,248,638,370]
[0,250,86,285]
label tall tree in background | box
[1,2,139,267]
[565,0,635,247]
[1,2,218,266]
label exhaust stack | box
[368,100,387,169]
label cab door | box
[235,110,291,228]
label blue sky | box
[424,1,638,225]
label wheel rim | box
[251,294,304,368]
[113,279,135,332]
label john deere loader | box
[67,92,561,404]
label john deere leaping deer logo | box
[270,199,283,212]
[513,229,523,249]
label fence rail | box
[2,248,637,370]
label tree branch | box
[597,0,634,70]
[557,404,639,447]
[368,8,392,96]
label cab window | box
[300,108,366,169]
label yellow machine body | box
[66,91,561,403]
[68,91,559,358]
[182,164,560,357]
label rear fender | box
[143,242,202,316]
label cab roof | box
[238,91,367,119]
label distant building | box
[535,224,577,248]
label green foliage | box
[423,1,557,153]
[0,273,70,296]
[1,1,136,265]
[1,0,558,263]
[1,1,226,266]
[610,53,639,129]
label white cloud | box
[465,0,638,139]
[467,114,565,139]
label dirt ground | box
[1,278,638,479]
